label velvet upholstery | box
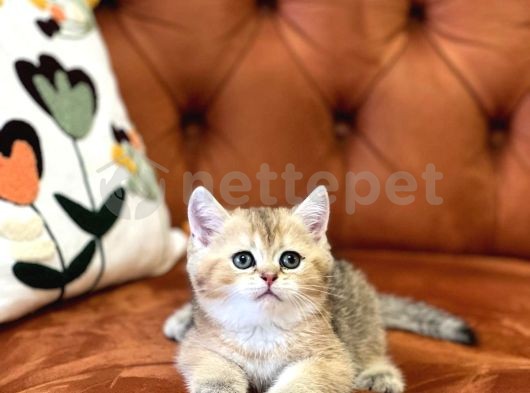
[95,0,530,256]
[2,251,530,392]
[2,1,530,392]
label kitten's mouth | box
[256,289,282,301]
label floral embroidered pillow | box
[0,0,186,323]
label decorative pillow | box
[0,0,186,323]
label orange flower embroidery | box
[0,120,43,206]
[0,141,40,205]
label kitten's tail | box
[378,294,477,345]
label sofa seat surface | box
[1,250,529,393]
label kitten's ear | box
[293,186,330,240]
[188,187,229,247]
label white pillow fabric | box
[0,0,186,323]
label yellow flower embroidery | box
[86,0,99,8]
[112,144,138,174]
[111,126,160,201]
[31,0,48,9]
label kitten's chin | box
[203,297,302,329]
[255,289,282,302]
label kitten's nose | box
[260,273,278,286]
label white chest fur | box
[229,324,288,353]
[220,325,292,389]
[200,293,309,388]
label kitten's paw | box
[356,361,404,393]
[163,303,193,341]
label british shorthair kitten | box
[166,186,475,393]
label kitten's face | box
[186,187,332,329]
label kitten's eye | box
[232,251,255,269]
[280,251,302,269]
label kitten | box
[166,186,475,393]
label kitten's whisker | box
[295,285,348,300]
[291,295,333,333]
[281,289,333,330]
[292,291,333,330]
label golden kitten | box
[167,186,475,393]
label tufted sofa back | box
[97,0,530,257]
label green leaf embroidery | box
[13,262,64,289]
[33,71,95,139]
[54,187,126,238]
[64,240,96,284]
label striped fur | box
[378,294,476,345]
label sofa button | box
[409,2,426,23]
[488,117,510,150]
[333,111,355,139]
[256,0,277,12]
[180,110,206,137]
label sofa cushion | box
[1,250,529,392]
[0,1,186,323]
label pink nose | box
[260,273,278,286]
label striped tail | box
[378,294,477,345]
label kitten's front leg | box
[267,351,355,393]
[178,338,248,393]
